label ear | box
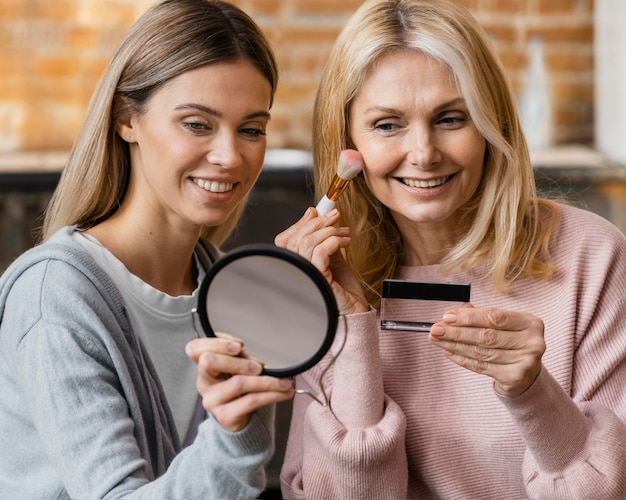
[116,115,137,144]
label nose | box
[206,130,242,169]
[407,125,440,169]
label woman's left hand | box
[185,337,294,432]
[428,304,546,397]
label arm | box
[428,214,626,498]
[276,209,408,498]
[281,310,408,499]
[503,234,626,498]
[500,367,626,498]
[5,259,280,499]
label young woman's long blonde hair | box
[314,0,558,307]
[42,0,278,246]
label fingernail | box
[279,378,292,389]
[249,362,262,374]
[227,342,241,354]
[443,312,457,323]
[430,325,445,337]
[304,207,312,217]
[327,208,338,217]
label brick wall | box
[0,0,594,153]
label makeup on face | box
[348,51,486,233]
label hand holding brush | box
[315,149,364,215]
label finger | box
[185,337,242,363]
[276,209,345,251]
[430,323,545,354]
[196,350,263,384]
[275,207,342,246]
[308,233,351,273]
[438,349,527,385]
[209,332,265,365]
[441,348,542,397]
[202,374,293,407]
[238,347,265,366]
[274,207,317,247]
[209,384,294,432]
[441,306,535,332]
[435,339,520,364]
[286,222,349,259]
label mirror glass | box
[196,245,338,377]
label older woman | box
[277,0,626,498]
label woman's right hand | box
[185,337,294,432]
[275,207,369,315]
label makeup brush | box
[315,149,364,215]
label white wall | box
[595,0,626,165]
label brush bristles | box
[336,149,364,180]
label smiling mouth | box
[193,178,235,193]
[401,175,450,188]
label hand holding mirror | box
[193,244,338,379]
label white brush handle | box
[315,195,335,215]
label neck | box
[87,214,202,296]
[395,220,458,267]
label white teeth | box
[402,176,449,188]
[194,179,234,193]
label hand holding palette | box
[380,279,471,332]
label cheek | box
[362,167,391,199]
[456,133,486,175]
[242,147,267,182]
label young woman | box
[0,1,293,498]
[277,0,626,498]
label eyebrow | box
[174,103,271,120]
[363,97,467,115]
[433,97,467,113]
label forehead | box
[353,50,461,108]
[367,50,457,88]
[149,60,272,108]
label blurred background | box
[1,0,625,496]
[2,0,626,270]
[0,0,601,152]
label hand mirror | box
[195,244,338,377]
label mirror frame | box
[196,244,338,377]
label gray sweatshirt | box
[0,226,275,499]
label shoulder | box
[550,202,626,249]
[547,202,626,281]
[2,227,106,294]
[0,226,127,330]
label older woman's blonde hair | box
[42,0,278,245]
[314,0,558,307]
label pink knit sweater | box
[280,203,626,499]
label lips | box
[193,178,235,193]
[401,175,450,188]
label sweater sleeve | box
[499,368,626,498]
[280,310,408,499]
[139,408,275,500]
[499,221,626,499]
[2,258,274,500]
